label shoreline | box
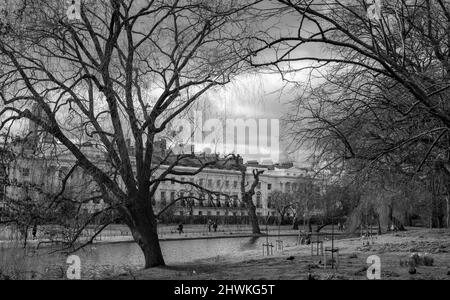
[0,230,344,248]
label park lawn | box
[114,228,450,280]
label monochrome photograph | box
[0,0,449,284]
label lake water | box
[0,235,301,279]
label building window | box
[170,191,175,202]
[198,194,204,207]
[256,192,262,208]
[208,179,213,187]
[233,196,238,208]
[171,178,175,185]
[216,211,220,216]
[198,211,203,216]
[199,178,204,186]
[22,168,30,177]
[233,181,238,189]
[207,211,212,216]
[286,182,291,193]
[267,184,272,190]
[189,193,195,206]
[161,191,166,203]
[225,180,229,188]
[216,180,221,188]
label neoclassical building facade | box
[151,162,313,218]
[1,135,314,222]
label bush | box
[400,253,434,268]
[410,253,434,266]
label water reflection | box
[1,235,299,279]
[239,236,260,251]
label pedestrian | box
[213,222,218,233]
[208,219,212,232]
[178,223,184,235]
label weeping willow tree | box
[343,164,449,234]
[249,0,450,230]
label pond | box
[0,235,301,279]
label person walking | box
[213,222,218,233]
[207,219,212,232]
[178,223,184,235]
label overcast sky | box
[1,0,326,167]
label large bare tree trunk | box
[244,194,261,235]
[236,156,263,235]
[307,217,312,233]
[130,198,165,268]
[387,203,406,231]
[430,179,445,229]
[446,196,450,228]
[135,224,165,268]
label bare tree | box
[233,155,263,234]
[268,190,295,225]
[293,176,320,232]
[0,0,263,267]
[0,138,117,249]
[250,0,450,228]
